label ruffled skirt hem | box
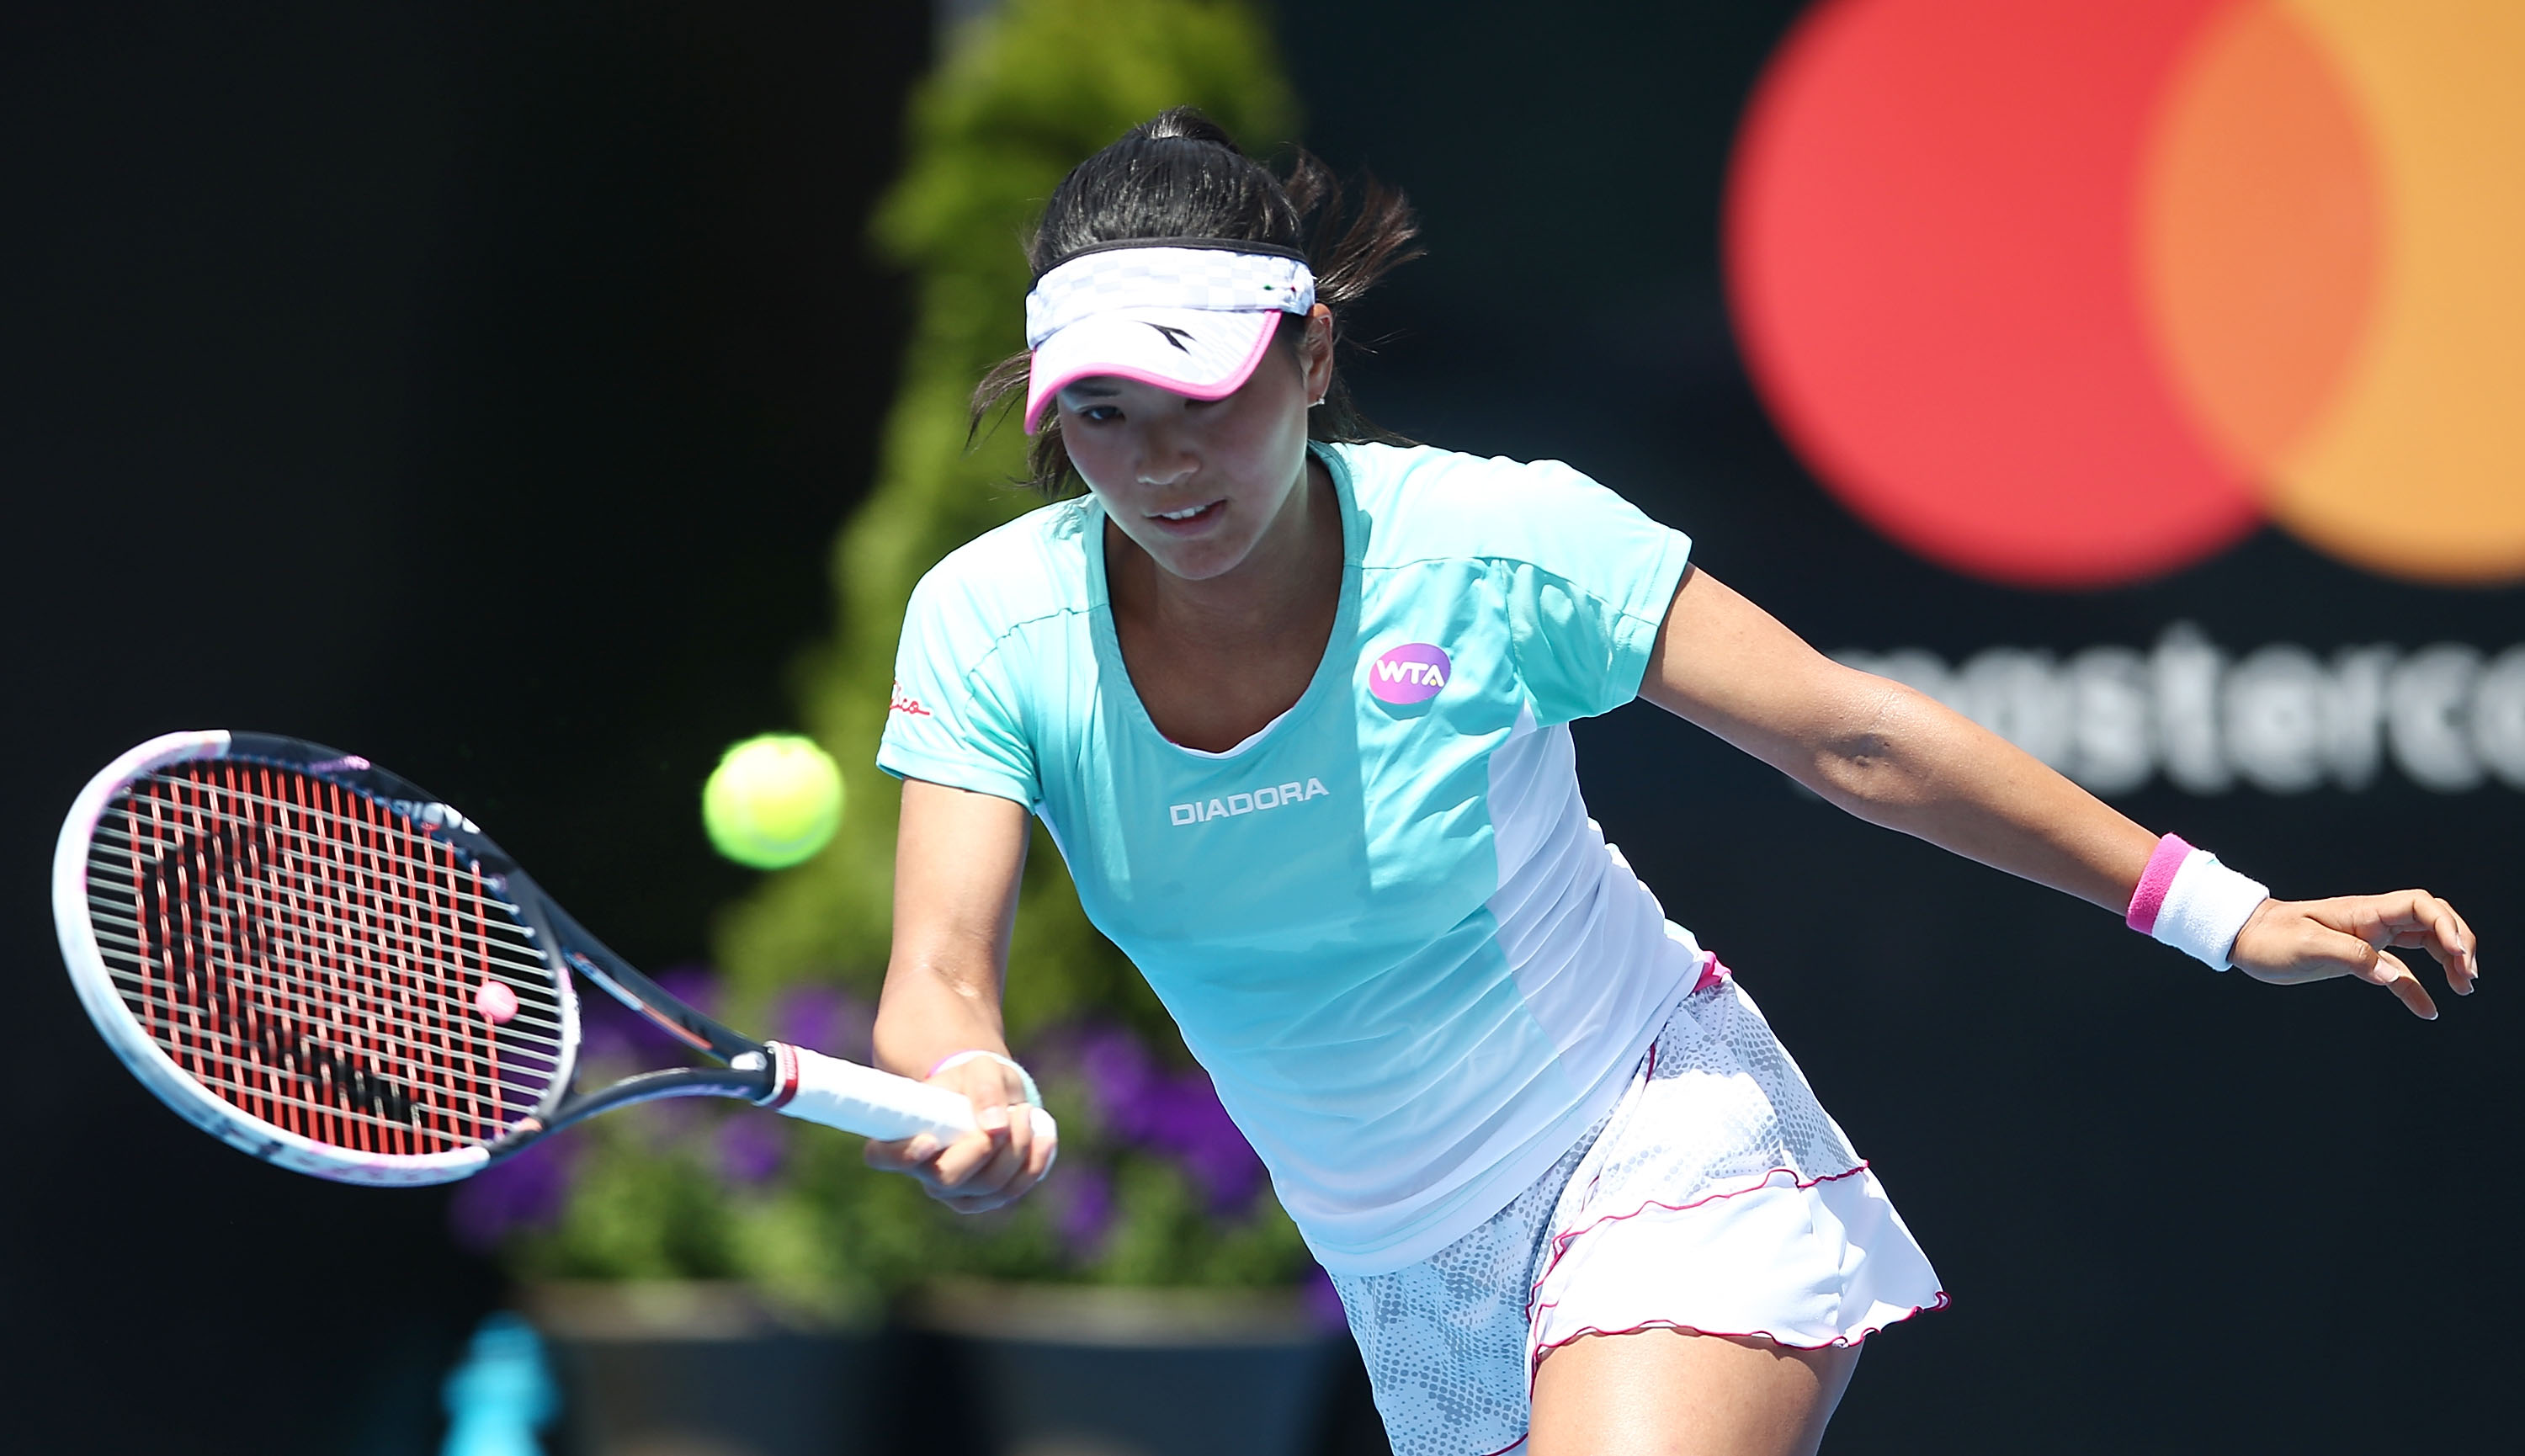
[1528,1161,1948,1363]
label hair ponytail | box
[973,107,1422,495]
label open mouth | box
[1150,500,1225,526]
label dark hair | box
[974,106,1422,495]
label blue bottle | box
[441,1312,559,1456]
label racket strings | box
[88,762,566,1156]
[109,775,534,910]
[82,893,564,1023]
[88,918,568,1044]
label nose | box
[1135,414,1198,489]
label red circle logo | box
[1725,0,2525,588]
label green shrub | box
[716,0,1294,1048]
[474,0,1314,1311]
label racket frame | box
[58,730,771,1186]
[57,731,521,1182]
[57,730,1026,1188]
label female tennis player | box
[859,110,2478,1456]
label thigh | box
[1527,1328,1860,1456]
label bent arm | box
[866,777,1050,1209]
[1637,567,2475,1012]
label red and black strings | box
[91,763,561,1153]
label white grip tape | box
[763,1043,1056,1146]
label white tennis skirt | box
[1327,965,1947,1456]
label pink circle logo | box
[1368,642,1452,704]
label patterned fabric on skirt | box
[1328,973,1946,1456]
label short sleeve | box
[1493,460,1693,725]
[875,568,1041,808]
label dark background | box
[3,3,2514,1452]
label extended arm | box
[864,776,1053,1210]
[1638,567,2477,1016]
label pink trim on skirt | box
[1328,972,1944,1456]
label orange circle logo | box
[1725,0,2525,588]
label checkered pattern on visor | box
[1025,246,1316,348]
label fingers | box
[2294,921,2382,984]
[859,1124,1011,1209]
[2314,889,2480,996]
[2449,902,2480,980]
[928,1112,1055,1213]
[2231,910,2373,986]
[2410,893,2480,993]
[2232,901,2453,1018]
[933,1103,1023,1192]
[2353,947,2438,1021]
[862,1134,925,1173]
[861,1057,1055,1213]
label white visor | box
[1023,242,1315,433]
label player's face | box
[1056,311,1333,584]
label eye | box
[1071,403,1122,423]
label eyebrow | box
[1064,382,1121,398]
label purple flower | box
[573,996,641,1068]
[716,1114,786,1185]
[447,1139,577,1252]
[651,965,719,1018]
[1160,1078,1266,1211]
[1076,1027,1161,1137]
[1055,1166,1114,1260]
[1047,1023,1268,1214]
[1302,1267,1350,1333]
[769,983,874,1064]
[573,964,722,1068]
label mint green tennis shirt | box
[880,442,1700,1274]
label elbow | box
[1806,737,1907,811]
[1801,682,1938,814]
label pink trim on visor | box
[1022,311,1281,433]
[2125,832,2194,933]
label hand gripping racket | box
[52,730,1052,1186]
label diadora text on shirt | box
[1170,778,1332,826]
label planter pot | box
[911,1282,1345,1456]
[525,1281,884,1456]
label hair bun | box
[1133,104,1243,155]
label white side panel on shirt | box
[1485,713,1699,1060]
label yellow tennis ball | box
[702,734,843,869]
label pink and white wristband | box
[2125,833,2269,970]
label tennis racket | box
[52,730,1051,1187]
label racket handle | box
[760,1043,1058,1147]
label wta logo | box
[1368,643,1452,704]
[1727,0,2525,587]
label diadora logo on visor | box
[1367,643,1452,705]
[1170,778,1331,826]
[1144,321,1196,353]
